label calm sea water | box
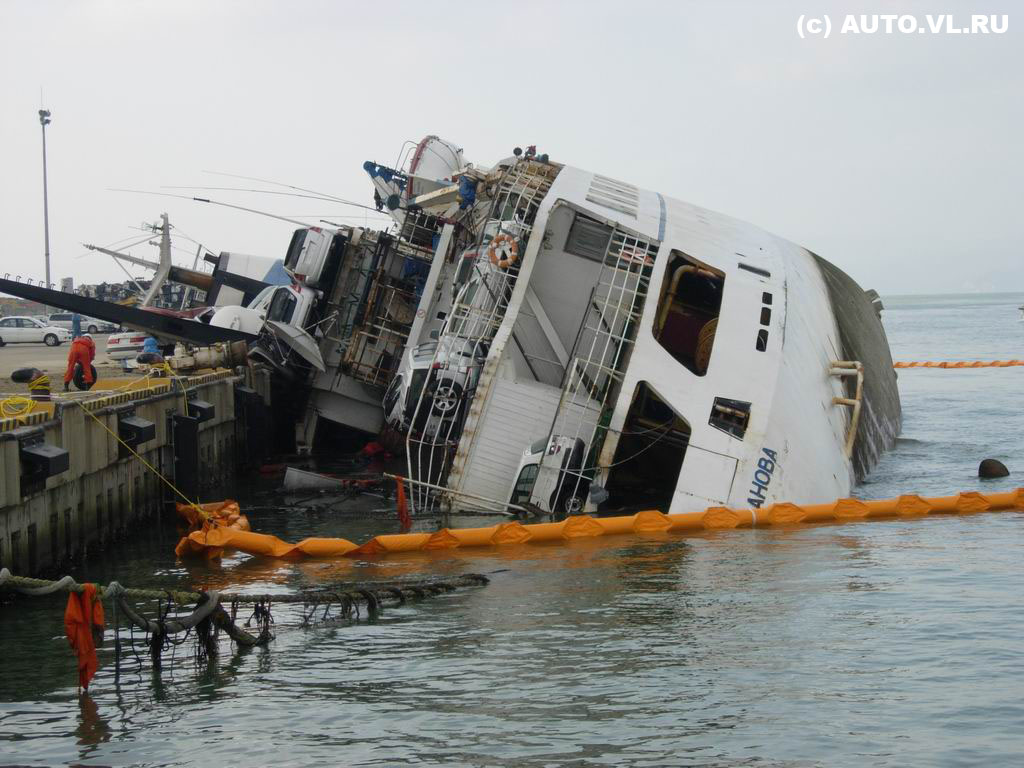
[1,292,1022,767]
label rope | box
[109,368,162,393]
[115,590,220,635]
[0,567,490,606]
[894,359,1024,368]
[161,363,192,419]
[71,399,200,510]
[2,566,490,653]
[2,375,51,419]
[0,395,35,419]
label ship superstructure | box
[372,137,901,516]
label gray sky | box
[1,0,1020,295]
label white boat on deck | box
[283,466,349,491]
[370,138,902,516]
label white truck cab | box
[283,227,346,289]
[209,282,325,370]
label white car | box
[508,435,591,516]
[47,313,117,334]
[105,331,151,361]
[0,316,72,346]
[383,336,488,439]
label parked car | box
[508,435,591,515]
[0,316,72,346]
[47,313,117,334]
[383,336,488,438]
[105,331,151,361]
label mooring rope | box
[893,359,1024,368]
[72,399,202,510]
[0,567,489,607]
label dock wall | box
[0,371,242,576]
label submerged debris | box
[0,567,489,689]
[979,458,1010,478]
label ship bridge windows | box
[653,252,725,376]
[602,382,690,512]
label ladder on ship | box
[535,228,658,512]
[405,159,561,515]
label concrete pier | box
[0,370,242,576]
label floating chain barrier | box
[174,488,1024,561]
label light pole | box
[39,108,52,292]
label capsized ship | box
[1,135,901,519]
[369,138,901,516]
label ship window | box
[653,252,725,376]
[709,397,751,439]
[603,382,690,512]
[760,307,771,325]
[565,214,613,262]
[756,328,769,351]
[510,464,539,506]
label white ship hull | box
[382,150,900,516]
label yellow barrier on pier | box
[175,488,1024,561]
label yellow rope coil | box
[0,396,35,419]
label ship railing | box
[404,159,561,516]
[340,281,417,388]
[534,228,658,513]
[830,360,864,458]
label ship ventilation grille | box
[586,174,639,218]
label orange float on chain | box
[487,233,519,269]
[176,500,250,533]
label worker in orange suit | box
[63,333,96,391]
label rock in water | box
[978,459,1010,478]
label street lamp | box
[39,108,52,293]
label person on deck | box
[64,333,96,391]
[71,312,82,338]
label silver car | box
[383,337,488,439]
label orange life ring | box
[487,233,519,269]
